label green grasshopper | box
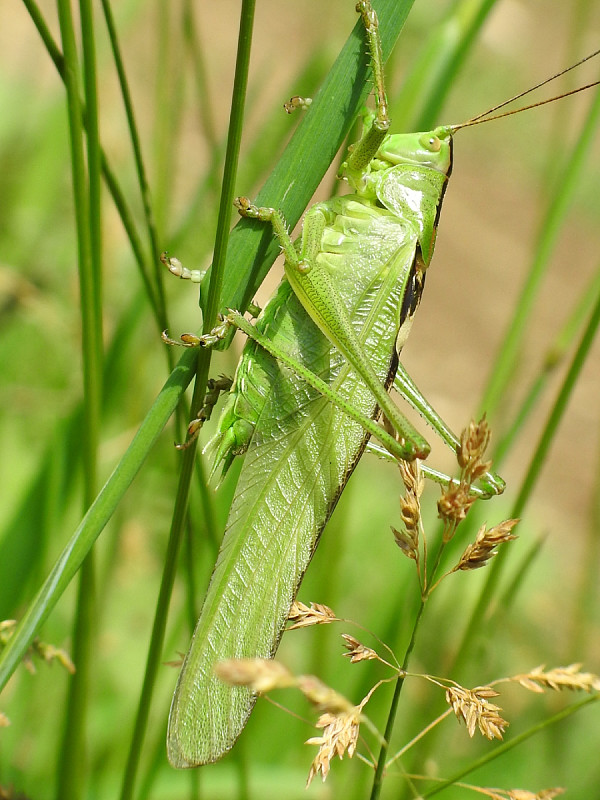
[163,2,599,768]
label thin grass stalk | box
[413,0,499,130]
[117,378,201,800]
[480,81,600,417]
[545,0,594,188]
[21,0,164,323]
[499,535,546,611]
[152,0,184,235]
[0,348,197,692]
[569,434,600,657]
[370,601,426,800]
[118,4,257,796]
[54,0,102,795]
[371,524,458,799]
[99,0,168,332]
[389,0,496,132]
[0,289,148,616]
[494,265,600,465]
[511,278,600,520]
[455,276,600,673]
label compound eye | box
[419,133,441,152]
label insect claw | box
[234,196,255,217]
[175,419,203,450]
[162,330,196,347]
[283,95,312,114]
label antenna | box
[449,49,600,133]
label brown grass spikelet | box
[393,459,423,560]
[453,519,519,571]
[507,789,564,800]
[164,652,186,669]
[457,416,492,480]
[32,641,76,674]
[437,482,477,535]
[214,658,295,693]
[512,664,600,693]
[391,523,419,560]
[341,633,379,663]
[287,600,337,630]
[0,712,9,727]
[305,708,361,786]
[446,685,508,740]
[437,418,494,539]
[0,620,75,675]
[296,674,355,714]
[399,458,424,496]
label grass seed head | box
[458,417,492,476]
[438,483,477,536]
[306,708,360,786]
[392,523,419,560]
[214,658,295,693]
[438,418,495,538]
[287,600,337,629]
[398,458,424,496]
[513,664,600,693]
[454,519,519,571]
[1,621,75,676]
[446,685,508,740]
[341,633,380,663]
[296,675,355,714]
[394,460,423,558]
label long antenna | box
[449,48,600,132]
[450,80,600,132]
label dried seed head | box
[306,708,360,786]
[287,600,337,630]
[454,519,519,571]
[1,622,75,676]
[164,652,186,669]
[392,525,419,560]
[32,641,76,674]
[296,675,355,715]
[398,459,424,496]
[458,417,491,473]
[437,483,477,536]
[341,634,379,663]
[399,495,421,533]
[0,711,9,727]
[214,658,295,693]
[394,460,423,559]
[508,790,564,800]
[513,664,600,693]
[446,685,508,740]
